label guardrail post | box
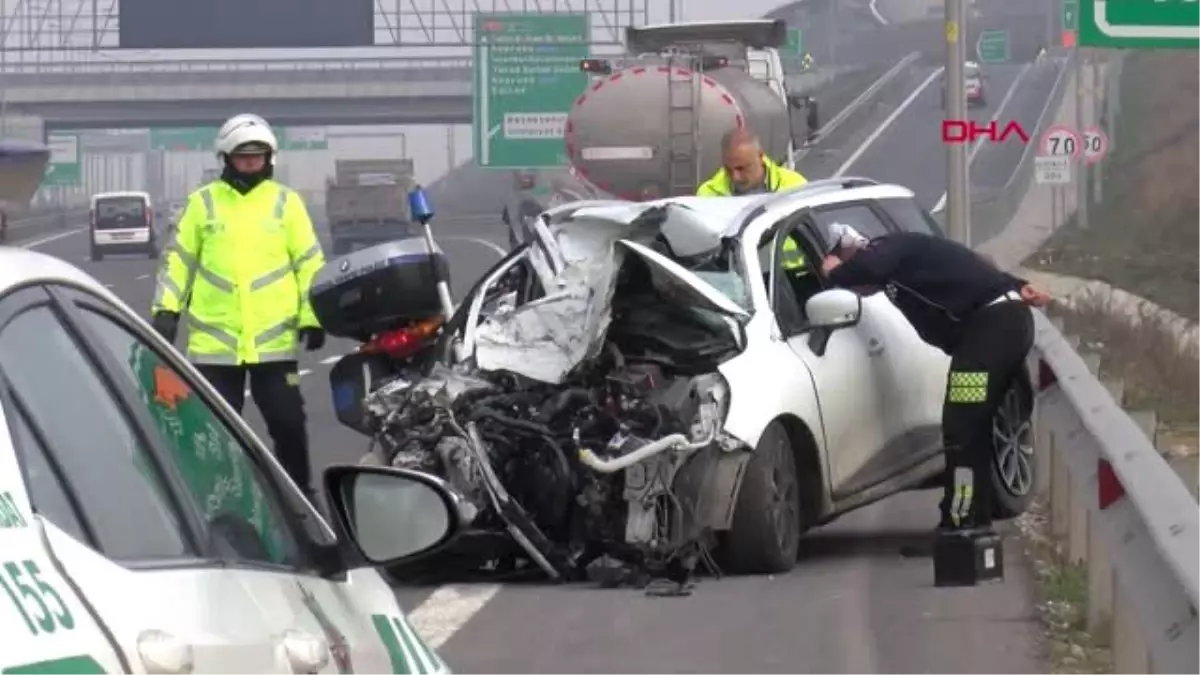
[1109,409,1157,673]
[1064,352,1103,564]
[1084,375,1124,639]
[1049,333,1081,542]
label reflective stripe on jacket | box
[781,236,807,271]
[151,180,325,366]
[695,156,808,197]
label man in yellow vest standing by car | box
[697,127,811,271]
[150,113,326,499]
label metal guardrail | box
[0,55,472,75]
[1031,312,1199,673]
[5,207,88,241]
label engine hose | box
[536,388,593,425]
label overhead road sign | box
[43,133,81,187]
[1078,0,1199,48]
[472,13,590,170]
[976,29,1010,63]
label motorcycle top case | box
[310,237,448,340]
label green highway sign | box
[1079,0,1199,48]
[976,29,1010,63]
[43,132,81,187]
[786,27,804,55]
[472,12,590,170]
[1062,0,1079,32]
[149,126,328,152]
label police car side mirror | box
[322,465,470,568]
[806,288,862,331]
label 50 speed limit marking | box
[1041,125,1083,160]
[1082,126,1109,164]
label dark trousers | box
[196,361,312,494]
[939,299,1034,529]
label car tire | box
[990,373,1036,520]
[720,420,802,574]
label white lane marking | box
[931,63,1034,214]
[869,0,890,25]
[20,227,86,250]
[835,67,945,177]
[407,583,503,649]
[796,51,920,163]
[320,355,342,365]
[136,273,151,280]
[440,235,508,258]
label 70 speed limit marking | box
[1041,125,1083,160]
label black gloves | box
[151,311,180,343]
[299,327,326,352]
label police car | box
[0,246,460,673]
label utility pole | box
[944,0,971,245]
[1074,48,1089,229]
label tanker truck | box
[563,18,814,201]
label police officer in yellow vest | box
[696,128,811,272]
[150,113,326,497]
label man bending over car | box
[820,226,1052,534]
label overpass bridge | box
[0,54,838,130]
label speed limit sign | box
[1082,127,1109,164]
[1041,125,1082,161]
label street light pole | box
[944,0,971,245]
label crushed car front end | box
[358,202,761,586]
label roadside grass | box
[1016,292,1198,673]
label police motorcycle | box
[311,187,463,438]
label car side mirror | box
[806,288,862,330]
[322,465,469,567]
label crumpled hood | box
[468,201,744,384]
[472,214,647,384]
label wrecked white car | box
[329,178,1038,588]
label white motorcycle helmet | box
[214,113,279,164]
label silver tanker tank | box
[564,59,794,199]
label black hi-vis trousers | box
[196,361,312,494]
[939,298,1034,530]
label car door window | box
[877,197,946,237]
[2,396,89,545]
[0,305,192,562]
[811,203,893,244]
[76,306,309,569]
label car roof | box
[542,178,917,243]
[92,190,151,203]
[0,247,123,302]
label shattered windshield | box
[684,243,753,312]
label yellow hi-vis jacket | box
[696,157,809,271]
[695,155,808,198]
[151,180,325,366]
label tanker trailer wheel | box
[719,421,801,574]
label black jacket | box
[827,232,1027,352]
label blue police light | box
[408,186,434,224]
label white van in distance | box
[90,190,158,261]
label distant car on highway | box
[0,247,458,673]
[942,60,988,108]
[89,190,158,261]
